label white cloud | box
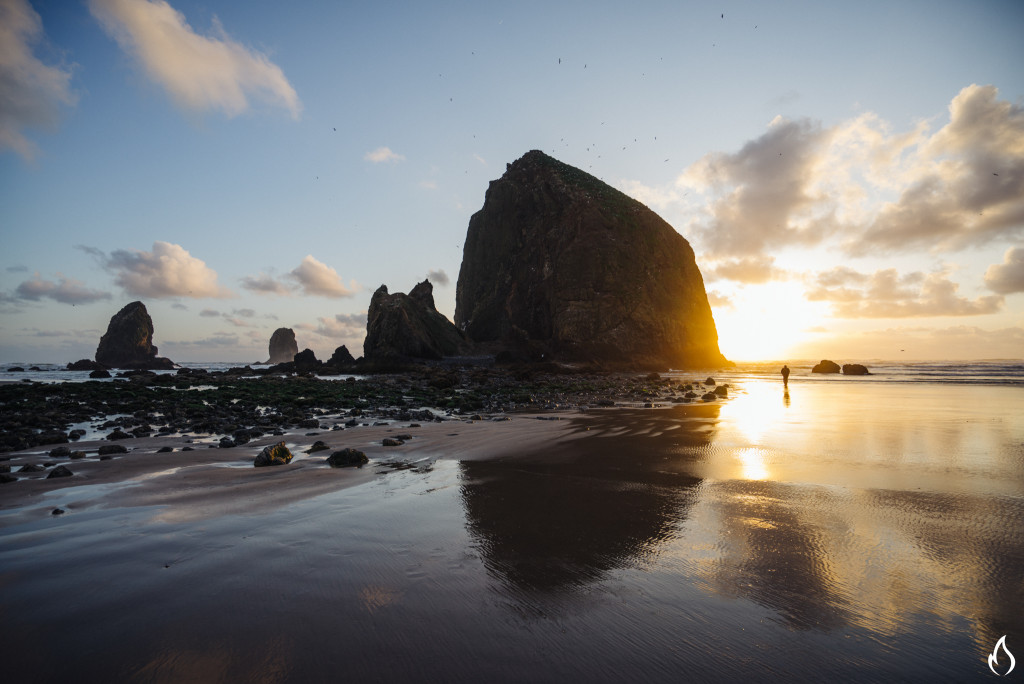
[89,0,300,118]
[364,146,405,163]
[0,0,77,160]
[289,255,357,298]
[807,266,1003,318]
[623,84,1024,259]
[985,246,1024,295]
[13,273,111,305]
[101,241,232,298]
[199,308,220,317]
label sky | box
[1,0,1022,364]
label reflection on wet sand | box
[459,405,718,597]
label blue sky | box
[2,0,1022,363]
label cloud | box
[199,308,220,317]
[985,246,1024,295]
[13,273,111,305]
[706,290,734,309]
[625,84,1024,259]
[855,85,1024,253]
[311,312,366,338]
[96,241,232,298]
[166,332,241,348]
[364,146,405,163]
[170,302,187,310]
[676,116,836,257]
[89,0,300,119]
[6,265,29,273]
[240,272,293,296]
[704,256,788,284]
[289,255,357,298]
[0,0,77,160]
[807,267,1003,318]
[427,269,450,286]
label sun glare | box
[712,283,826,361]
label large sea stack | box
[266,328,299,364]
[454,150,728,368]
[95,301,174,369]
[364,280,469,361]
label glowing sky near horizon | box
[1,0,1022,363]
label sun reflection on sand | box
[719,380,789,445]
[737,447,770,480]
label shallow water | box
[1,379,1022,682]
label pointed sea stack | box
[95,301,174,369]
[454,150,728,368]
[364,280,469,361]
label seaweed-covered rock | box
[364,281,469,360]
[254,441,293,467]
[326,448,368,468]
[812,360,841,374]
[67,359,107,371]
[98,444,128,455]
[454,150,728,369]
[95,301,175,370]
[266,328,299,364]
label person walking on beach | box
[781,364,790,388]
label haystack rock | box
[95,301,174,370]
[455,150,728,368]
[266,328,299,364]
[364,280,469,360]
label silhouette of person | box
[781,364,790,388]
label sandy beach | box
[2,376,1023,682]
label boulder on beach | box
[812,360,841,374]
[326,448,368,468]
[95,301,175,370]
[254,442,293,467]
[364,281,470,361]
[266,328,299,364]
[454,150,728,369]
[842,363,870,375]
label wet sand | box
[2,379,1023,682]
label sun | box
[711,282,826,361]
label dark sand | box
[2,379,1023,682]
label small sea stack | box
[95,301,174,370]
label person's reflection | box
[459,404,718,598]
[783,388,791,408]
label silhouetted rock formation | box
[95,301,174,370]
[328,345,356,366]
[293,349,322,372]
[812,360,841,374]
[364,281,469,360]
[842,363,870,375]
[67,359,107,371]
[454,150,727,369]
[266,328,299,364]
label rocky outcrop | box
[454,150,727,369]
[67,359,107,371]
[292,349,322,372]
[266,328,299,364]
[364,281,469,360]
[812,360,841,374]
[327,345,356,366]
[842,363,870,375]
[95,302,174,370]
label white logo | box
[989,635,1016,676]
